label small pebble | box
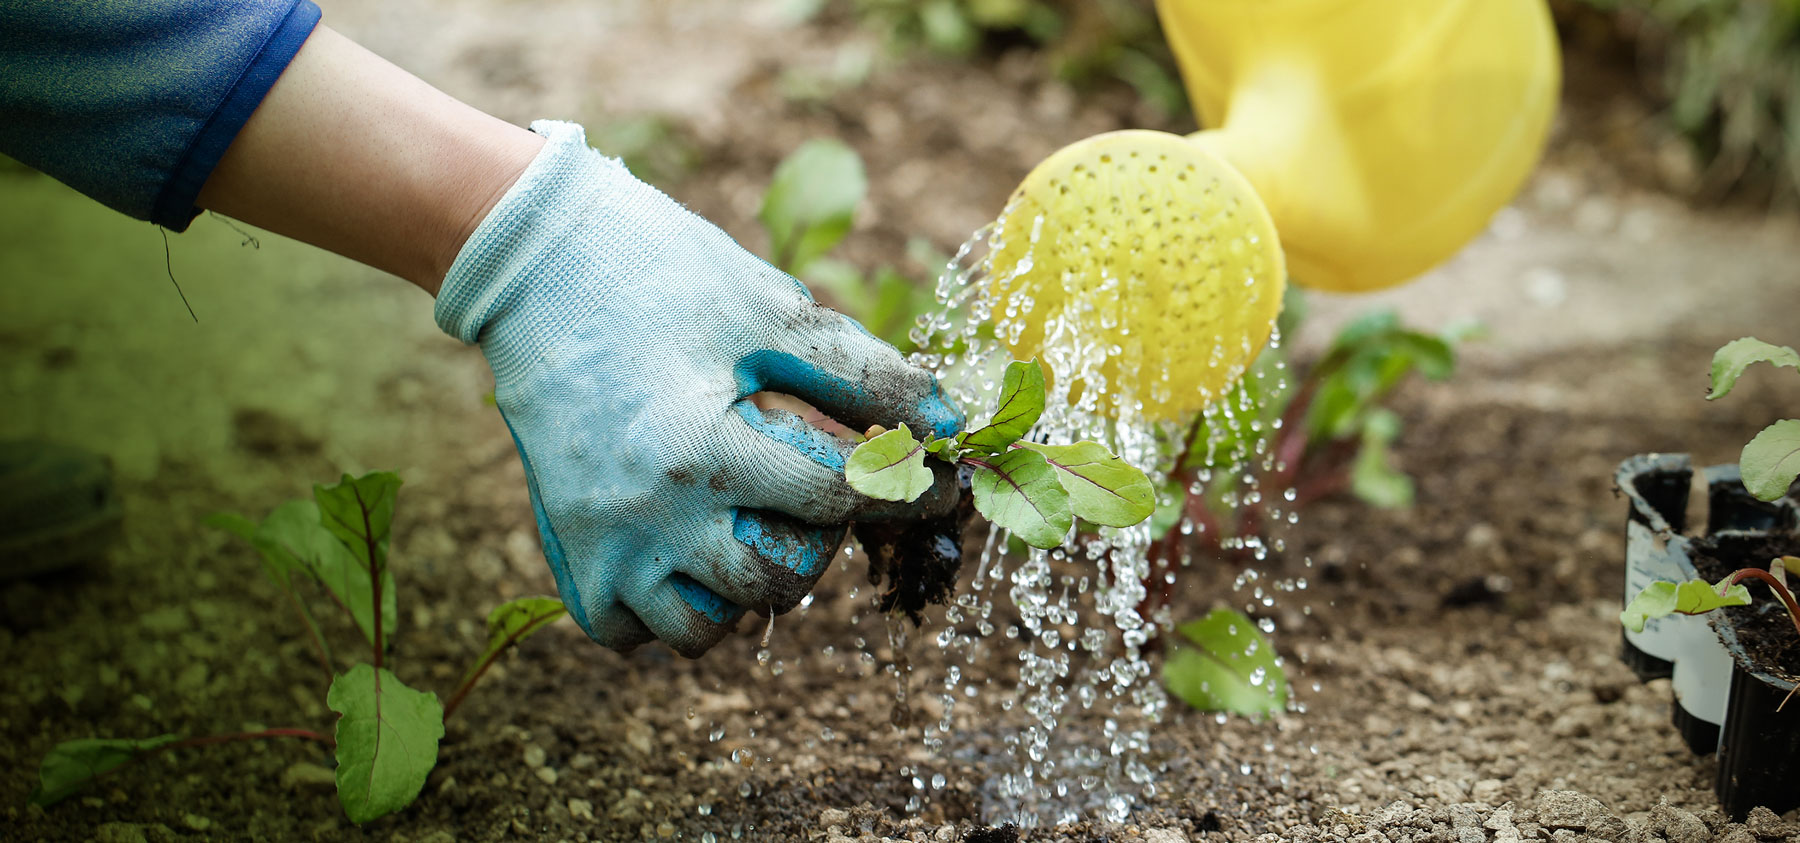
[281,761,337,791]
[568,798,594,822]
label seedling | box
[1706,337,1800,501]
[759,138,942,351]
[1621,557,1800,706]
[847,358,1154,541]
[1161,607,1288,719]
[28,471,567,823]
[835,0,1187,120]
[1150,303,1471,712]
[845,358,1156,619]
[1142,303,1473,624]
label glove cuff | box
[434,120,691,384]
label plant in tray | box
[28,471,567,823]
[1614,338,1800,818]
[1707,337,1800,501]
[1623,556,1800,704]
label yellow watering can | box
[986,0,1559,421]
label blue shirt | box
[0,0,321,231]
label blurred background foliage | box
[805,0,1800,204]
[1562,0,1800,202]
[10,1,1799,204]
[800,0,1189,121]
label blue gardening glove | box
[437,121,964,657]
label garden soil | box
[10,1,1800,841]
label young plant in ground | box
[28,471,567,823]
[831,0,1189,120]
[1150,301,1469,710]
[1707,337,1800,501]
[846,358,1156,619]
[1621,556,1799,704]
[1142,301,1474,625]
[1161,607,1289,718]
[759,137,942,351]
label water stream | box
[892,216,1299,824]
[716,210,1307,828]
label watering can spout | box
[977,0,1558,418]
[1160,0,1561,292]
[1186,55,1370,290]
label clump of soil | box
[1689,532,1800,678]
[854,467,978,625]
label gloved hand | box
[436,121,963,657]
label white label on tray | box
[1625,520,1690,660]
[1671,618,1733,738]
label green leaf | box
[1709,337,1800,400]
[1185,341,1292,472]
[329,664,444,824]
[868,266,934,350]
[961,358,1047,453]
[1620,576,1753,633]
[919,0,979,54]
[970,448,1071,549]
[1350,409,1414,509]
[462,597,566,686]
[590,116,698,187]
[758,139,867,275]
[1147,477,1188,537]
[204,512,260,544]
[1305,311,1461,442]
[29,735,181,806]
[1741,419,1800,501]
[800,257,868,312]
[1327,309,1400,353]
[1015,441,1154,528]
[314,472,403,574]
[846,424,933,502]
[262,500,396,651]
[1163,608,1287,718]
[1394,332,1456,381]
[209,509,304,583]
[923,435,960,462]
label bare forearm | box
[195,25,543,294]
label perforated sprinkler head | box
[985,130,1285,423]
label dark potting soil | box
[1688,532,1800,680]
[853,467,977,625]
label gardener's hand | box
[436,121,964,657]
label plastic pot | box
[1616,454,1800,818]
[1715,601,1800,818]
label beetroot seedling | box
[28,471,567,823]
[1161,607,1289,719]
[1706,337,1800,501]
[1143,304,1473,642]
[1622,556,1800,708]
[846,358,1156,622]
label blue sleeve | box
[0,0,322,231]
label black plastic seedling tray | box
[1616,454,1800,819]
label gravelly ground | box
[8,2,1800,841]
